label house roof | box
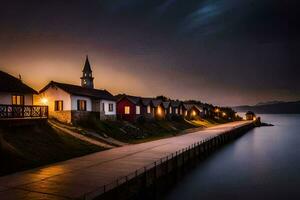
[184,104,203,112]
[117,94,141,104]
[141,98,153,106]
[40,81,115,101]
[0,70,37,94]
[246,111,255,115]
[170,100,181,107]
[152,99,163,107]
[183,104,194,110]
[162,102,170,109]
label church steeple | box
[81,55,94,89]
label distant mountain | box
[255,101,286,106]
[234,100,300,114]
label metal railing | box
[0,104,48,119]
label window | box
[175,108,178,114]
[136,106,140,114]
[109,103,114,112]
[77,100,87,111]
[12,95,24,105]
[102,103,105,112]
[147,105,151,114]
[54,101,63,111]
[169,107,172,114]
[124,106,130,114]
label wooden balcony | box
[0,104,48,120]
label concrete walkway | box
[0,121,251,200]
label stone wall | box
[71,111,100,124]
[49,111,72,124]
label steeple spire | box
[83,55,92,73]
[81,55,94,89]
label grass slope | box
[78,117,201,143]
[0,122,104,176]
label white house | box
[0,70,37,106]
[35,56,116,124]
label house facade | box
[116,95,143,122]
[170,101,181,116]
[35,57,116,124]
[141,98,154,120]
[152,99,165,120]
[0,71,37,106]
[116,95,157,122]
[0,70,48,120]
[245,111,256,120]
[183,104,204,120]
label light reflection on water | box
[164,114,300,200]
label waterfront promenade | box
[0,121,251,200]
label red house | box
[116,95,143,122]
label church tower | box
[81,55,94,89]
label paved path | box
[0,121,251,200]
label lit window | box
[54,100,63,111]
[157,106,162,115]
[109,103,114,111]
[175,108,178,114]
[125,106,130,114]
[77,100,87,111]
[169,107,172,114]
[12,95,24,105]
[136,106,140,114]
[147,105,151,113]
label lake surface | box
[164,115,300,200]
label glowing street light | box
[222,112,226,117]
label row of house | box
[0,56,207,124]
[116,95,205,122]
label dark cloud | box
[0,0,297,106]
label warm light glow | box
[253,117,257,121]
[157,106,162,115]
[222,112,226,117]
[215,108,220,113]
[41,97,48,105]
[192,110,196,116]
[124,106,130,114]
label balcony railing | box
[0,104,48,119]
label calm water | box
[164,115,300,200]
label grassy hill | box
[0,122,104,176]
[76,117,226,143]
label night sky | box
[0,0,297,106]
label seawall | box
[84,122,255,200]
